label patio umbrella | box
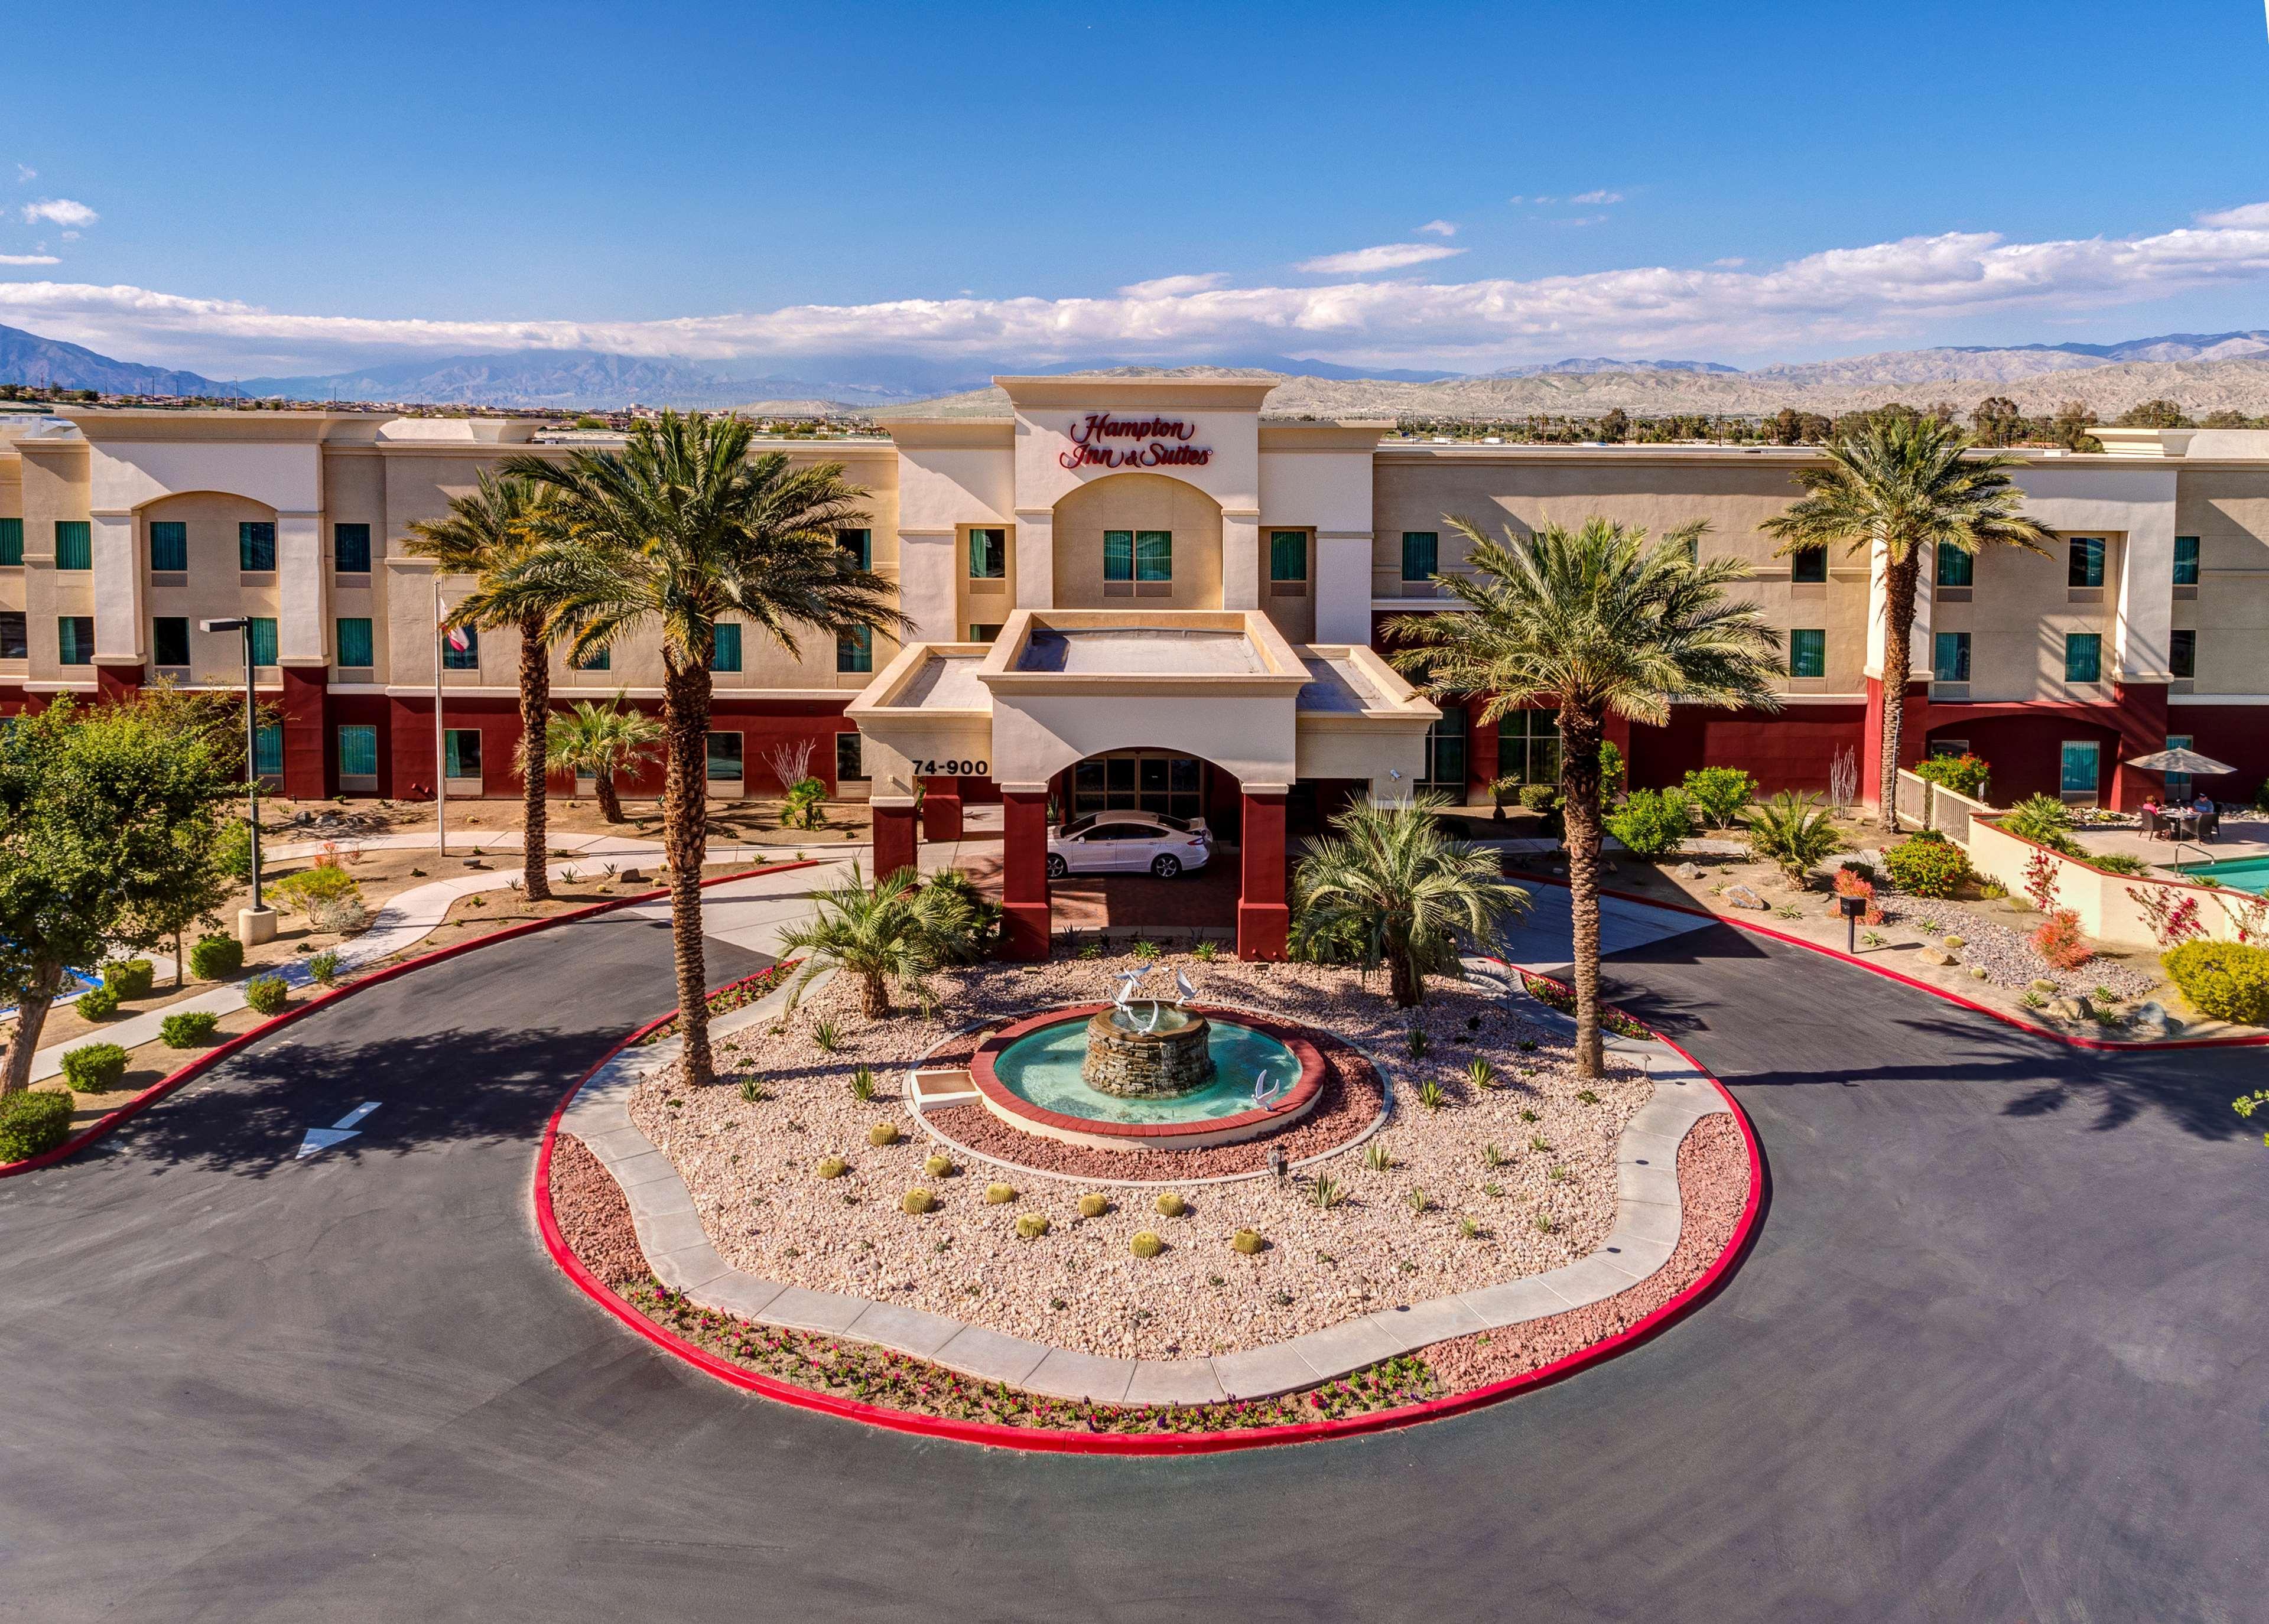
[2121,747,2237,776]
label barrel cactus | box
[984,1182,1017,1205]
[1016,1212,1050,1239]
[1077,1192,1109,1219]
[924,1153,954,1179]
[1129,1231,1164,1258]
[867,1121,900,1147]
[816,1155,849,1179]
[1231,1228,1263,1255]
[1153,1192,1186,1218]
[902,1189,936,1215]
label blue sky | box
[5,0,2269,379]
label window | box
[1789,629,1826,679]
[334,523,372,573]
[1071,751,1202,821]
[1932,630,1970,682]
[837,625,872,673]
[1790,546,1828,584]
[1498,708,1561,787]
[706,731,744,781]
[2170,629,2196,679]
[2067,536,2105,588]
[239,521,277,572]
[837,528,872,571]
[835,730,866,783]
[443,625,479,670]
[573,645,610,672]
[249,617,278,668]
[150,521,188,573]
[1105,529,1171,582]
[1401,531,1438,582]
[1929,739,1970,760]
[254,723,284,777]
[444,728,482,781]
[337,724,378,780]
[55,520,91,571]
[336,617,373,670]
[967,623,1001,643]
[0,518,21,565]
[1422,707,1468,792]
[1104,530,1133,581]
[1935,545,1974,588]
[58,615,93,665]
[152,616,191,667]
[2059,741,2100,798]
[2063,632,2101,683]
[0,611,23,660]
[2173,536,2199,586]
[968,528,1006,580]
[710,623,742,672]
[1270,530,1308,582]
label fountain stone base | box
[1082,1008,1215,1098]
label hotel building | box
[3,376,2265,957]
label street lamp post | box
[201,617,276,946]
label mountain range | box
[8,320,2269,419]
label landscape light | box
[1838,892,1867,954]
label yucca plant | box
[544,694,662,824]
[775,864,980,1020]
[1745,790,1847,887]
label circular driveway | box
[5,900,2264,1622]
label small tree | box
[544,695,662,824]
[1679,766,1757,829]
[775,865,980,1021]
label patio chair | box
[2200,806,2220,841]
[2139,807,2163,839]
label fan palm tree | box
[544,694,662,824]
[405,471,560,902]
[1745,790,1847,886]
[1387,518,1783,1076]
[1290,793,1528,1008]
[1761,414,2049,828]
[470,411,903,1085]
[776,864,980,1020]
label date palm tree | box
[1289,793,1528,1008]
[405,471,560,902]
[1761,414,2049,828]
[776,864,980,1020]
[472,411,903,1085]
[544,694,662,824]
[1387,518,1782,1076]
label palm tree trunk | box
[0,962,64,1096]
[1559,704,1607,1079]
[1878,549,1921,832]
[516,617,552,902]
[596,770,624,824]
[661,655,714,1084]
[862,972,889,1020]
[1387,948,1419,1009]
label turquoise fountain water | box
[992,1015,1302,1126]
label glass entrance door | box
[1071,751,1204,822]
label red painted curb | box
[0,859,820,1179]
[1503,864,2269,1053]
[533,970,1766,1455]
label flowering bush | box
[2128,886,2205,948]
[2031,909,2094,971]
[1913,753,1991,800]
[2022,851,2062,914]
[1882,832,1971,899]
[1832,866,1885,925]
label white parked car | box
[1045,811,1212,879]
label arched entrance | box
[1049,471,1225,611]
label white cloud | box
[12,164,34,184]
[1416,220,1458,237]
[22,197,96,228]
[1295,242,1466,275]
[12,205,2269,377]
[2198,201,2269,229]
[1117,272,1231,297]
[0,253,59,266]
[1571,190,1624,206]
[1556,215,1610,228]
[1711,257,1746,268]
[1506,196,1525,205]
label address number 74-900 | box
[913,759,988,776]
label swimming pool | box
[2174,855,2269,896]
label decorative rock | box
[1675,863,1705,880]
[1723,884,1770,910]
[2047,995,2090,1021]
[619,868,646,884]
[2129,1000,2179,1038]
[2029,978,2059,994]
[1917,947,1958,967]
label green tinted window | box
[0,518,21,566]
[336,617,373,669]
[1790,546,1828,584]
[1789,629,1826,678]
[55,521,91,570]
[1935,546,1974,587]
[1270,530,1306,582]
[2067,536,2104,588]
[2173,536,2199,585]
[255,724,284,777]
[334,523,372,572]
[239,522,277,572]
[337,725,377,778]
[249,617,278,668]
[1135,531,1171,581]
[837,625,872,673]
[1401,531,1438,581]
[2063,632,2101,682]
[710,623,742,672]
[149,522,188,572]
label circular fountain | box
[1082,1004,1215,1097]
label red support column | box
[873,799,919,882]
[1000,787,1052,961]
[2110,682,2172,812]
[1237,789,1290,961]
[1862,676,1930,811]
[279,663,329,800]
[921,774,964,841]
[93,659,141,706]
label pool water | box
[993,1016,1302,1125]
[2174,855,2269,896]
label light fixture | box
[1837,892,1867,954]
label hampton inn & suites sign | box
[1058,413,1215,470]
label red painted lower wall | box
[1626,704,1867,795]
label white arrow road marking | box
[297,1102,381,1160]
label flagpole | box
[434,573,447,858]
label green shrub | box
[1881,832,1971,899]
[1913,752,1991,801]
[2163,940,2269,1026]
[1839,858,1877,884]
[1745,790,1846,883]
[102,959,154,1000]
[60,1042,128,1093]
[2001,794,2080,855]
[0,1089,73,1162]
[2088,852,2150,876]
[307,951,341,986]
[1605,787,1695,859]
[160,1010,220,1047]
[1679,766,1757,829]
[216,819,255,881]
[1517,783,1558,813]
[188,934,243,980]
[272,864,362,913]
[243,974,290,1016]
[1598,738,1627,798]
[73,984,121,1021]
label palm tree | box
[1744,790,1846,886]
[1290,793,1528,1008]
[776,864,980,1020]
[1387,518,1783,1076]
[1761,414,2049,828]
[544,694,662,824]
[471,411,903,1085]
[405,471,560,902]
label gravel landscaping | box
[628,952,1656,1361]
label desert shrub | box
[1605,787,1695,859]
[73,984,121,1021]
[1839,858,1877,883]
[188,933,243,979]
[307,951,341,986]
[2257,779,2269,813]
[1517,783,1558,813]
[160,1010,220,1047]
[1882,832,1971,899]
[1913,753,1992,801]
[2031,909,2094,971]
[1679,766,1757,829]
[60,1042,128,1093]
[102,959,155,1000]
[1598,738,1627,798]
[2163,940,2269,1026]
[272,865,362,913]
[243,974,290,1016]
[2088,852,2150,876]
[308,896,369,935]
[0,1089,73,1162]
[1832,867,1884,925]
[1745,790,1845,883]
[920,867,1002,961]
[922,1153,953,1178]
[2001,795,2081,856]
[216,819,255,881]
